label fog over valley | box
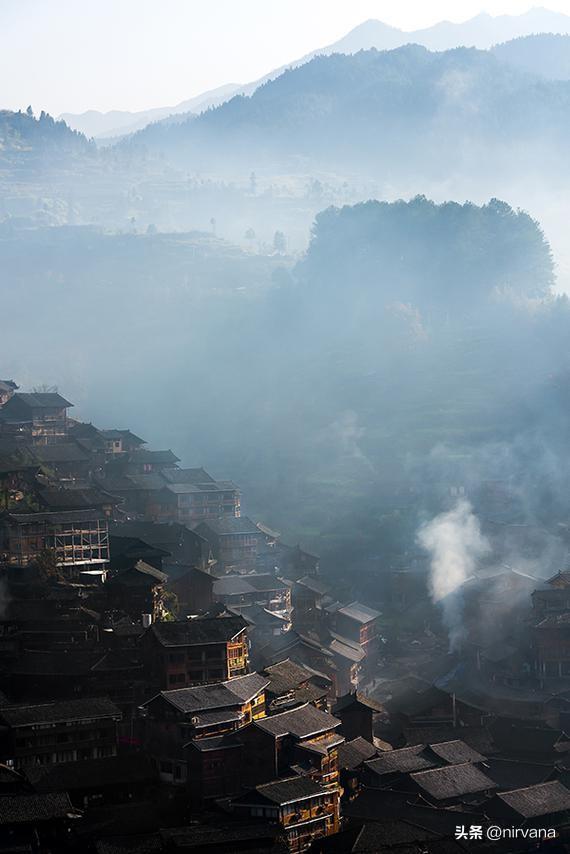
[3,7,570,849]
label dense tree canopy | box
[296,197,554,314]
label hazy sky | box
[2,0,570,115]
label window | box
[56,750,75,762]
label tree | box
[26,105,33,118]
[32,383,58,393]
[244,227,256,242]
[249,171,257,195]
[273,230,287,254]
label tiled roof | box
[411,762,496,800]
[96,835,163,854]
[329,635,365,663]
[241,776,326,806]
[196,516,260,536]
[427,740,485,765]
[334,691,385,714]
[32,442,91,463]
[0,792,76,825]
[37,486,117,510]
[366,745,437,777]
[149,615,247,647]
[254,702,340,739]
[192,709,243,728]
[187,734,242,753]
[336,602,381,624]
[295,576,330,596]
[6,392,72,410]
[157,673,268,714]
[338,737,379,770]
[0,696,121,728]
[297,734,345,756]
[109,561,168,586]
[161,467,215,484]
[263,659,314,695]
[214,573,287,597]
[128,449,180,465]
[496,781,570,818]
[0,508,105,525]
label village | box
[1,380,570,852]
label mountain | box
[324,7,570,54]
[124,45,570,183]
[0,109,93,166]
[59,83,240,141]
[60,7,570,141]
[492,33,570,80]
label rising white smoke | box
[417,499,490,652]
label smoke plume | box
[417,499,490,651]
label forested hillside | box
[0,109,93,165]
[3,198,569,567]
[492,33,570,80]
[127,45,570,180]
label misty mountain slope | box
[59,7,570,141]
[0,110,93,168]
[295,197,553,315]
[492,34,570,80]
[124,45,570,180]
[2,197,568,565]
[59,83,239,140]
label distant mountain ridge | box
[123,44,570,183]
[59,7,570,140]
[59,83,239,141]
